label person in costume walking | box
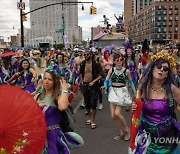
[34,70,83,154]
[132,52,180,153]
[104,54,136,141]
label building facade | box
[126,0,180,44]
[24,0,82,47]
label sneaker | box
[98,104,103,110]
[80,100,85,108]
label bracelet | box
[61,90,69,94]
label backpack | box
[36,93,75,133]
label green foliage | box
[55,44,64,50]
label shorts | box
[82,83,98,110]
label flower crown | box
[151,52,176,68]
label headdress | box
[151,52,176,68]
[123,42,133,52]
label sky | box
[0,0,124,42]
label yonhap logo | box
[135,130,151,149]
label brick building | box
[125,0,180,44]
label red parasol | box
[0,52,17,57]
[129,90,144,152]
[0,85,47,154]
[68,83,80,103]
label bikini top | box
[111,68,127,84]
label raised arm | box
[171,84,180,105]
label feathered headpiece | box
[151,52,176,68]
[123,42,133,52]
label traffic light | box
[90,6,93,15]
[92,6,97,14]
[22,11,27,22]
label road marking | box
[73,98,84,114]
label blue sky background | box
[0,0,124,41]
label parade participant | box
[124,43,139,88]
[80,49,104,129]
[69,48,85,83]
[0,59,10,84]
[56,53,69,78]
[70,48,85,107]
[12,59,37,93]
[103,49,113,75]
[34,70,83,154]
[132,52,180,153]
[104,54,135,141]
[33,50,46,78]
[93,48,104,110]
[138,39,150,75]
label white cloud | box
[0,0,124,41]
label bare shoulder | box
[171,84,180,93]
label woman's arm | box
[57,79,69,111]
[171,84,180,105]
[29,68,37,82]
[106,67,113,80]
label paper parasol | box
[0,85,47,153]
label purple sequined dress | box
[135,99,180,154]
[41,105,83,154]
[126,60,138,86]
[20,70,35,93]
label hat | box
[51,48,55,51]
[84,49,92,54]
[91,47,96,53]
[33,50,41,55]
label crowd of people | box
[0,41,180,153]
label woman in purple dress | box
[34,70,83,154]
[124,46,139,88]
[17,59,36,93]
[131,53,180,154]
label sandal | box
[113,134,124,141]
[86,120,91,125]
[90,123,97,129]
[124,129,130,141]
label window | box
[169,34,172,39]
[169,16,173,21]
[169,6,173,10]
[175,5,179,10]
[175,27,178,33]
[169,11,173,15]
[163,34,166,39]
[164,28,166,32]
[175,16,178,21]
[174,34,178,39]
[175,21,178,26]
[175,10,178,15]
[169,22,172,27]
[169,27,172,33]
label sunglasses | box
[156,64,169,72]
[84,54,91,56]
[115,58,124,62]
